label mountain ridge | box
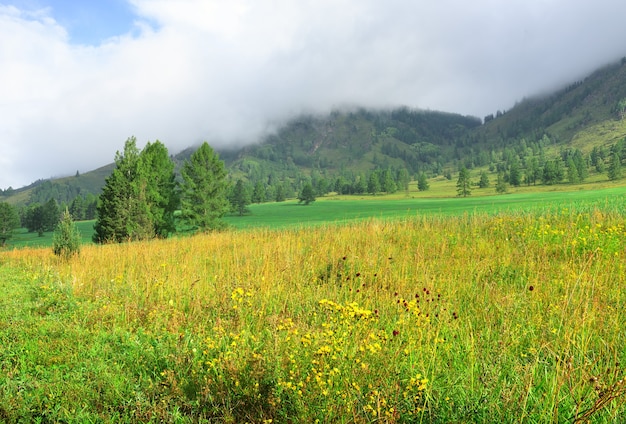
[3,56,626,206]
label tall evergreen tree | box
[542,159,564,185]
[251,181,266,204]
[608,152,622,181]
[298,182,316,205]
[417,172,429,191]
[508,161,521,186]
[367,171,381,195]
[478,171,490,188]
[353,175,367,194]
[380,168,397,193]
[230,179,251,216]
[495,172,507,194]
[396,168,410,192]
[274,184,286,202]
[139,141,178,237]
[573,150,588,181]
[0,202,20,246]
[24,199,60,236]
[69,195,85,221]
[179,142,230,232]
[456,167,471,197]
[566,157,581,184]
[526,157,540,185]
[93,137,152,243]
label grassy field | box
[223,184,626,230]
[5,184,626,249]
[8,220,97,248]
[1,192,625,422]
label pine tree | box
[367,171,381,195]
[274,184,286,202]
[573,150,588,181]
[139,141,177,237]
[417,172,429,191]
[380,168,397,193]
[298,182,316,205]
[456,167,471,197]
[478,171,490,188]
[251,182,266,203]
[396,168,410,192]
[508,162,521,186]
[69,195,85,221]
[179,142,230,232]
[608,152,622,181]
[0,202,20,246]
[230,179,251,215]
[93,137,153,243]
[566,157,581,184]
[495,172,507,194]
[24,200,60,236]
[52,208,81,259]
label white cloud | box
[2,0,626,189]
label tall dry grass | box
[3,208,625,422]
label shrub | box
[52,208,81,259]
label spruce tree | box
[53,208,81,259]
[230,179,251,216]
[93,137,152,243]
[495,172,507,194]
[0,202,20,246]
[139,141,178,237]
[367,171,381,195]
[417,172,429,191]
[608,152,622,181]
[478,171,490,188]
[298,182,316,205]
[179,142,230,232]
[380,168,397,193]
[456,167,471,197]
[251,182,266,203]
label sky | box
[2,1,626,189]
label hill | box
[478,58,626,146]
[2,57,626,207]
[224,108,482,179]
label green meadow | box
[1,185,626,422]
[5,185,626,249]
[223,185,626,230]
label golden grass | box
[3,209,626,422]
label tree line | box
[92,137,230,243]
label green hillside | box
[478,58,626,147]
[225,108,482,179]
[3,57,626,207]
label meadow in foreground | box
[1,204,625,422]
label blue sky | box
[9,0,140,44]
[3,0,626,189]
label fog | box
[2,0,626,188]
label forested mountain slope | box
[3,57,626,207]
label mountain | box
[2,57,626,207]
[478,58,626,144]
[224,108,482,177]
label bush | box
[52,209,81,259]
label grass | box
[1,197,626,422]
[224,185,626,230]
[8,220,96,249]
[4,178,625,249]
